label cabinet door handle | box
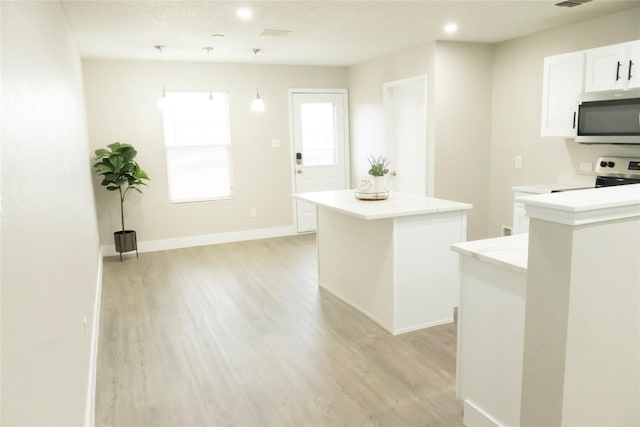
[616,61,621,81]
[572,111,576,129]
[629,60,634,81]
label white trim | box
[393,318,454,335]
[288,88,350,233]
[382,74,432,197]
[521,184,640,226]
[84,251,103,427]
[319,282,395,335]
[525,204,640,226]
[463,400,503,427]
[100,225,298,257]
[319,281,451,336]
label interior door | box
[384,76,429,195]
[291,91,348,232]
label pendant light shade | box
[251,92,265,112]
[251,48,265,112]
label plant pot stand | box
[114,230,138,262]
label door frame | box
[288,88,350,232]
[383,75,433,196]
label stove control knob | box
[600,161,608,167]
[608,161,615,168]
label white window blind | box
[162,92,234,203]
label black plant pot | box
[114,230,138,261]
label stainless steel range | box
[552,156,640,192]
[594,156,640,187]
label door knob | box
[296,169,303,174]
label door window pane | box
[300,102,337,166]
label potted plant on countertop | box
[93,142,150,261]
[368,155,391,193]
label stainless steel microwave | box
[575,89,640,144]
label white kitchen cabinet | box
[512,186,556,234]
[292,190,472,335]
[513,196,529,235]
[540,51,585,137]
[452,234,528,427]
[585,40,640,92]
[627,41,640,89]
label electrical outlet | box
[250,208,257,218]
[515,155,522,169]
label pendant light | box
[251,48,265,112]
[203,46,214,100]
[155,44,169,111]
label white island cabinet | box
[292,190,472,335]
[451,234,529,427]
[452,184,640,427]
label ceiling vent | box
[555,0,592,7]
[260,29,292,38]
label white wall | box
[347,44,436,189]
[82,59,347,248]
[1,2,102,425]
[348,41,493,240]
[434,41,493,240]
[488,7,640,236]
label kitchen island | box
[292,189,472,335]
[451,233,529,426]
[451,183,640,426]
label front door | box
[290,90,349,232]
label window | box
[161,92,233,203]
[299,102,337,166]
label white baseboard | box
[319,282,396,335]
[394,318,454,335]
[463,399,502,427]
[85,251,103,426]
[100,225,299,257]
[319,282,453,336]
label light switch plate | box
[580,162,593,172]
[271,139,280,148]
[515,155,522,169]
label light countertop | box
[520,183,640,226]
[292,189,472,220]
[451,233,529,274]
[512,176,595,195]
[513,184,564,194]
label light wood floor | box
[96,234,463,426]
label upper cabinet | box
[541,39,639,138]
[585,41,640,92]
[540,51,585,138]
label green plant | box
[367,155,391,177]
[93,142,150,233]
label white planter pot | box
[373,176,388,193]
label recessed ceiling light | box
[444,22,458,34]
[237,7,252,20]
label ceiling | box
[60,0,639,67]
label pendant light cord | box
[155,45,166,97]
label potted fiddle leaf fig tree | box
[93,142,150,261]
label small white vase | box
[373,175,388,193]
